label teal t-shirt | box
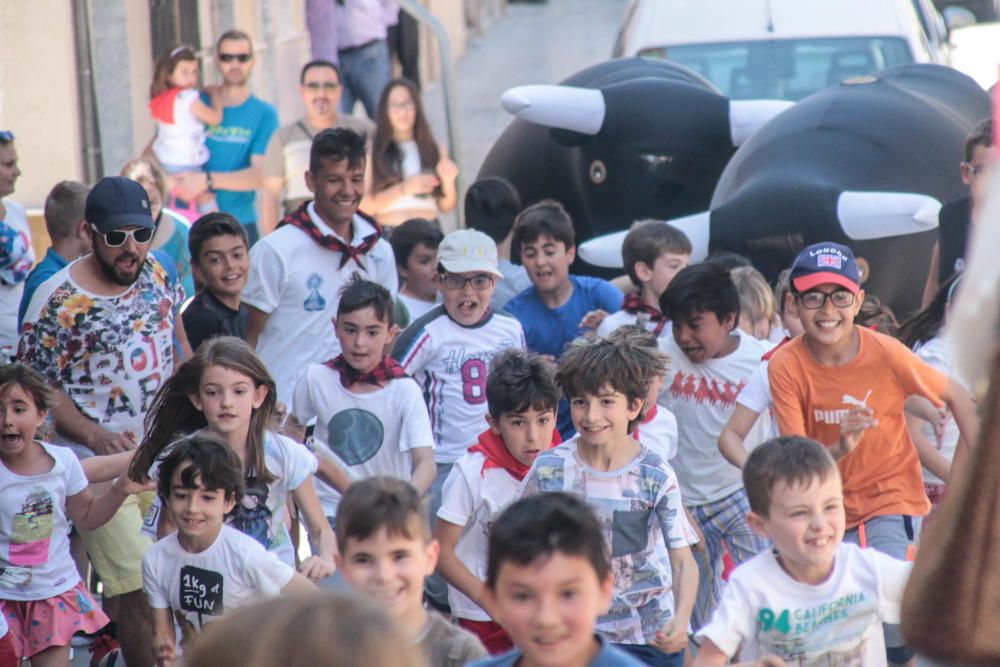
[202,94,278,225]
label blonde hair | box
[186,593,424,667]
[731,266,776,325]
[120,157,167,199]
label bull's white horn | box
[728,100,795,146]
[501,85,605,135]
[578,230,629,268]
[836,191,941,240]
[663,211,712,261]
[578,210,711,268]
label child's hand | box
[155,639,176,667]
[404,173,440,196]
[112,472,156,497]
[652,618,688,653]
[298,555,335,581]
[436,156,458,182]
[203,84,221,97]
[580,309,609,331]
[834,406,878,460]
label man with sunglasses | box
[260,60,374,235]
[173,29,278,246]
[767,242,979,667]
[18,176,193,667]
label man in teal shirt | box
[174,29,278,245]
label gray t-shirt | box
[418,611,487,667]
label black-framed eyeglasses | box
[964,161,991,177]
[219,53,252,63]
[0,131,14,143]
[91,225,154,247]
[440,274,495,291]
[304,82,340,92]
[797,289,856,310]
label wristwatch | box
[206,172,214,191]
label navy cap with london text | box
[789,242,861,294]
[85,176,155,234]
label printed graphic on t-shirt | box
[443,349,492,406]
[667,371,744,408]
[327,408,385,465]
[813,389,874,426]
[756,596,874,665]
[10,487,54,566]
[229,480,273,550]
[178,565,224,643]
[304,273,326,311]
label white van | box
[613,0,949,100]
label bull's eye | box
[856,257,870,283]
[589,160,607,184]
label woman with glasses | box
[0,130,35,363]
[363,78,458,230]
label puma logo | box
[842,390,872,409]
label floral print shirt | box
[19,257,183,447]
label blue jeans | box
[424,462,454,611]
[339,39,391,118]
[614,644,684,667]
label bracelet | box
[206,172,214,191]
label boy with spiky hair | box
[521,337,698,666]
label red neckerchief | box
[468,427,562,481]
[149,87,183,124]
[622,292,668,335]
[761,336,792,361]
[633,404,658,440]
[325,354,407,389]
[279,202,383,270]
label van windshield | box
[640,37,913,100]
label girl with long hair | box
[128,337,335,580]
[363,78,458,228]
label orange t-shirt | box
[768,327,947,527]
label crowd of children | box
[0,114,992,667]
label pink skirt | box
[2,581,109,658]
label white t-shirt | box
[393,307,526,463]
[596,309,668,338]
[143,431,317,566]
[242,206,398,404]
[913,335,963,485]
[658,329,774,505]
[399,292,440,323]
[0,198,33,352]
[697,543,911,664]
[736,360,780,438]
[292,364,434,517]
[634,405,679,461]
[142,525,293,644]
[0,443,87,601]
[437,451,521,621]
[152,88,210,168]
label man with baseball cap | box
[19,175,192,667]
[768,241,979,667]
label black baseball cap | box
[85,176,155,234]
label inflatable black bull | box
[477,58,791,248]
[579,64,991,316]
